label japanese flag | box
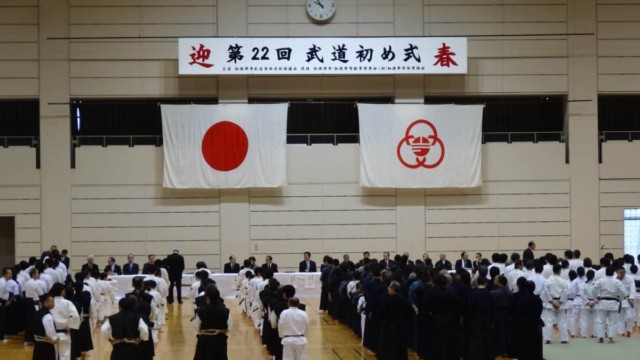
[161,104,288,188]
[358,104,483,188]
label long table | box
[108,272,323,299]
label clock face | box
[307,0,336,22]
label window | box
[624,209,640,258]
[599,95,640,141]
[424,96,566,143]
[0,99,39,147]
[71,98,217,147]
[249,98,393,145]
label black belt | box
[56,329,68,334]
[598,297,620,302]
[284,335,305,338]
[552,297,561,300]
[598,297,622,313]
[568,298,574,301]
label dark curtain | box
[599,95,640,132]
[251,97,392,144]
[71,98,217,136]
[0,99,39,136]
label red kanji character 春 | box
[433,42,458,68]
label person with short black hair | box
[298,252,317,273]
[542,264,569,344]
[455,252,472,272]
[142,255,155,275]
[615,266,635,337]
[104,257,122,276]
[262,255,279,274]
[570,249,583,271]
[278,297,309,360]
[523,241,536,262]
[101,296,149,360]
[593,267,628,343]
[32,293,58,360]
[0,267,19,342]
[376,281,412,360]
[50,282,81,360]
[193,285,231,360]
[223,255,240,274]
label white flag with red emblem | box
[161,104,288,189]
[358,104,483,188]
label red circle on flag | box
[201,121,248,172]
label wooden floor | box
[0,297,383,360]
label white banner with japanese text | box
[179,37,467,75]
[161,104,287,189]
[359,104,483,188]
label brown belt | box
[110,337,141,345]
[198,329,228,336]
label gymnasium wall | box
[0,0,637,271]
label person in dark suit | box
[261,255,278,274]
[523,241,536,263]
[40,245,57,261]
[340,254,356,272]
[380,251,394,269]
[122,254,139,275]
[298,252,317,272]
[434,253,452,272]
[223,255,240,274]
[455,251,473,271]
[104,256,122,275]
[165,250,185,304]
[472,252,483,271]
[81,255,101,278]
[141,255,156,275]
[60,249,70,270]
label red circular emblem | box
[201,121,248,172]
[397,119,445,169]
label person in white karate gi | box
[579,269,597,338]
[568,267,586,337]
[615,266,635,337]
[542,264,569,344]
[278,297,309,360]
[593,266,628,343]
[49,283,81,360]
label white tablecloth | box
[108,272,322,299]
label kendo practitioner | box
[193,284,231,360]
[362,264,387,353]
[70,272,94,360]
[101,296,149,360]
[23,267,44,345]
[421,274,461,360]
[467,276,494,360]
[511,280,544,360]
[127,276,155,359]
[32,293,59,360]
[376,281,412,360]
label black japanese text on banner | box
[179,37,467,75]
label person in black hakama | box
[127,276,155,360]
[101,296,149,360]
[319,256,333,312]
[376,281,412,360]
[193,285,231,360]
[32,294,58,360]
[491,275,511,357]
[363,265,387,354]
[70,272,94,360]
[467,276,494,360]
[512,281,544,360]
[421,274,461,360]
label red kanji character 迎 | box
[189,43,214,68]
